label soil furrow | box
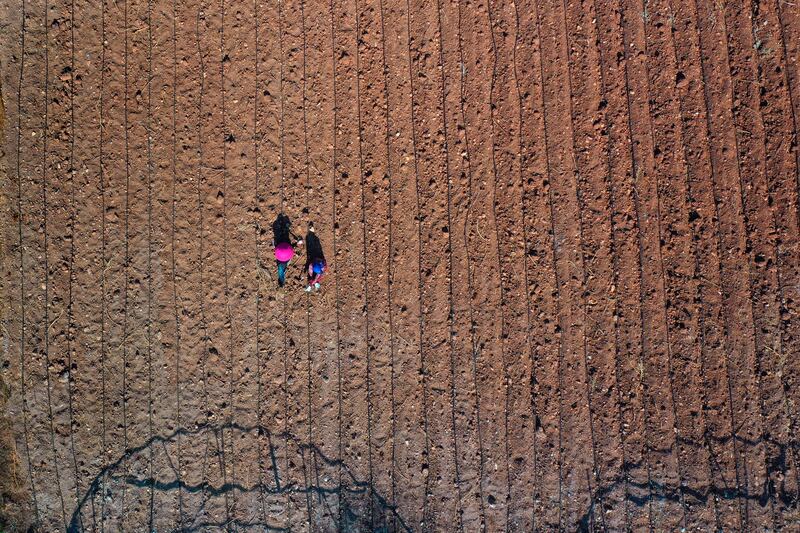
[593,0,655,528]
[619,0,689,527]
[667,0,748,527]
[280,0,315,527]
[432,0,469,527]
[554,7,606,527]
[640,0,720,527]
[749,0,800,512]
[220,0,261,525]
[43,0,76,526]
[119,0,158,526]
[376,0,426,529]
[169,0,210,526]
[145,0,181,527]
[329,0,372,527]
[721,0,799,526]
[486,1,538,529]
[355,0,397,529]
[511,1,563,529]
[300,3,317,527]
[405,0,460,530]
[254,0,293,526]
[64,0,84,523]
[536,0,598,527]
[774,0,800,217]
[275,1,308,520]
[95,0,133,527]
[437,1,484,530]
[454,1,510,529]
[252,0,265,522]
[692,0,774,527]
[191,2,218,525]
[333,2,371,530]
[301,0,340,528]
[5,0,44,524]
[218,0,237,523]
[168,0,184,524]
[69,0,106,528]
[560,0,627,527]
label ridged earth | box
[1,0,799,530]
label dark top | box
[272,213,295,245]
[305,231,325,264]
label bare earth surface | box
[1,0,800,531]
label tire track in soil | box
[722,0,800,525]
[560,0,627,527]
[379,0,426,528]
[486,1,539,529]
[512,1,562,529]
[301,0,339,528]
[691,0,773,528]
[355,0,395,530]
[438,0,486,528]
[453,1,510,529]
[536,0,598,527]
[620,0,689,528]
[405,0,459,530]
[640,0,719,528]
[667,0,748,528]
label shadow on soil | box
[577,435,799,531]
[69,423,799,532]
[68,422,410,532]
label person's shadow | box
[305,228,325,265]
[272,213,292,245]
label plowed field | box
[1,0,799,530]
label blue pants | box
[277,261,288,287]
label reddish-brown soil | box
[1,0,799,531]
